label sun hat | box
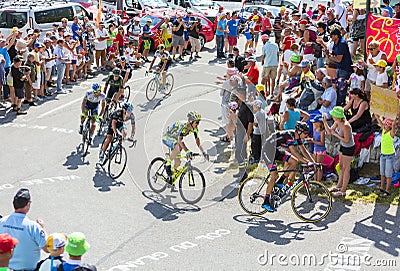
[297,60,310,68]
[330,106,345,119]
[290,54,301,63]
[352,62,364,70]
[0,233,19,254]
[261,34,269,41]
[46,233,67,252]
[299,19,309,25]
[252,15,259,21]
[252,100,263,108]
[374,59,387,68]
[65,232,90,256]
[383,118,393,127]
[246,56,256,62]
[256,84,265,92]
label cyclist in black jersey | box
[116,56,133,85]
[148,44,172,93]
[99,102,134,164]
[103,68,124,101]
[261,121,315,212]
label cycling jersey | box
[155,50,172,71]
[107,109,124,135]
[105,74,124,99]
[162,121,198,149]
[84,91,106,104]
[116,63,133,80]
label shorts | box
[184,31,189,41]
[162,138,177,149]
[172,34,184,47]
[228,36,237,46]
[189,36,201,52]
[32,72,40,89]
[262,66,278,80]
[157,59,172,71]
[252,32,260,42]
[132,39,139,47]
[142,38,151,50]
[244,33,252,40]
[107,86,120,99]
[95,49,106,61]
[15,87,24,99]
[314,150,327,156]
[40,70,45,85]
[71,60,77,65]
[45,67,52,81]
[364,78,375,92]
[84,101,99,116]
[107,122,124,135]
[340,145,355,156]
[380,153,395,178]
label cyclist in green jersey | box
[103,68,124,101]
[162,112,209,183]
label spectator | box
[305,115,326,182]
[71,16,82,42]
[364,40,387,95]
[349,8,366,57]
[255,84,267,110]
[261,11,273,35]
[0,32,17,103]
[172,15,186,61]
[261,34,279,96]
[333,0,347,32]
[374,114,397,195]
[0,188,48,270]
[323,106,355,197]
[232,47,245,73]
[56,27,65,40]
[278,29,295,82]
[31,43,44,99]
[0,233,18,269]
[374,60,388,88]
[300,19,317,62]
[127,17,141,48]
[54,39,68,94]
[315,22,329,69]
[107,24,117,50]
[307,7,314,18]
[35,233,67,271]
[115,26,125,57]
[394,3,400,19]
[82,24,95,76]
[0,55,5,107]
[142,19,152,62]
[243,56,259,100]
[94,22,108,71]
[243,21,253,52]
[42,39,56,96]
[302,3,308,14]
[348,62,365,92]
[216,13,228,58]
[188,17,202,61]
[316,5,327,22]
[273,7,285,45]
[161,16,173,51]
[183,11,193,56]
[280,97,309,130]
[51,24,59,36]
[227,11,240,54]
[61,18,72,34]
[326,9,339,31]
[318,76,337,120]
[274,53,301,102]
[382,0,394,17]
[249,15,261,50]
[10,56,27,114]
[58,232,96,271]
[344,88,371,131]
[23,53,37,107]
[250,100,266,164]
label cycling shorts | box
[264,149,292,172]
[107,86,120,99]
[107,122,124,135]
[84,101,99,116]
[162,137,177,150]
[121,70,132,81]
[157,59,172,71]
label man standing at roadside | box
[227,11,240,54]
[94,22,108,71]
[261,34,279,96]
[215,13,228,58]
[273,7,285,45]
[0,188,48,271]
[172,15,186,62]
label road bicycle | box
[145,70,174,101]
[99,135,135,179]
[97,98,119,136]
[122,85,131,102]
[147,153,206,204]
[238,163,332,223]
[80,110,99,157]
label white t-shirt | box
[43,48,55,68]
[95,28,108,50]
[334,2,347,29]
[125,47,137,62]
[283,50,295,66]
[349,73,365,90]
[375,71,388,87]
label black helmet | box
[295,121,309,133]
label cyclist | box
[261,121,315,212]
[162,112,209,184]
[79,83,106,144]
[116,56,133,85]
[148,44,172,94]
[99,102,134,165]
[103,68,124,102]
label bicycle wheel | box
[146,78,158,101]
[108,145,127,179]
[291,181,332,223]
[164,73,174,95]
[124,85,131,101]
[238,177,268,216]
[178,167,205,204]
[147,157,168,193]
[82,120,90,157]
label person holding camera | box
[188,17,202,61]
[11,56,30,114]
[172,14,187,61]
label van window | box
[74,5,88,20]
[0,11,28,28]
[34,7,74,24]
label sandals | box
[220,136,231,143]
[329,187,341,193]
[374,188,390,196]
[332,191,346,197]
[382,191,390,197]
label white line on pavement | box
[37,97,82,119]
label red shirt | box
[246,64,259,84]
[116,33,124,47]
[262,17,272,32]
[281,36,295,51]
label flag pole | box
[364,0,371,61]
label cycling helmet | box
[187,111,201,122]
[122,102,134,113]
[118,56,127,62]
[295,121,310,133]
[92,83,101,92]
[112,68,121,76]
[157,44,165,50]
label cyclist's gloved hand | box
[203,152,209,161]
[186,150,192,159]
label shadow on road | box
[63,146,89,170]
[142,190,201,222]
[352,203,399,256]
[92,167,125,192]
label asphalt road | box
[0,38,399,271]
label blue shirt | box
[320,86,337,119]
[53,45,66,65]
[333,38,353,73]
[71,23,81,40]
[216,19,226,36]
[284,109,300,130]
[0,47,11,68]
[262,41,279,67]
[0,213,47,270]
[227,19,239,37]
[142,24,151,39]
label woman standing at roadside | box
[323,106,355,197]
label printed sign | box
[370,85,400,119]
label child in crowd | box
[374,59,388,88]
[391,54,400,97]
[250,100,266,164]
[278,30,296,82]
[280,97,309,130]
[125,42,142,68]
[35,233,67,271]
[306,115,326,182]
[226,101,238,146]
[374,114,398,195]
[255,84,267,110]
[348,62,365,92]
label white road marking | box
[0,175,81,191]
[37,97,82,119]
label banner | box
[370,85,400,119]
[366,14,400,63]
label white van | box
[0,1,93,38]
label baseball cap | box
[233,46,239,52]
[256,84,265,92]
[146,18,152,23]
[43,38,51,43]
[330,106,345,119]
[0,234,19,254]
[374,59,387,68]
[318,4,326,11]
[52,23,59,27]
[134,17,140,21]
[291,10,300,16]
[219,6,224,10]
[311,115,323,123]
[46,233,67,252]
[99,21,105,25]
[34,42,43,48]
[327,8,334,15]
[352,63,364,70]
[65,232,90,256]
[64,32,72,37]
[252,100,263,108]
[318,68,328,76]
[299,19,309,25]
[297,60,310,68]
[261,34,269,41]
[246,56,256,62]
[252,15,259,21]
[86,23,94,28]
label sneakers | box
[98,151,105,165]
[17,109,27,115]
[79,125,83,135]
[195,54,201,58]
[57,90,67,94]
[29,101,37,106]
[88,136,93,145]
[164,164,173,177]
[178,56,184,61]
[189,56,194,61]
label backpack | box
[57,263,97,271]
[298,81,324,112]
[35,257,65,271]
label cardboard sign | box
[370,85,400,119]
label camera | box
[189,16,197,23]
